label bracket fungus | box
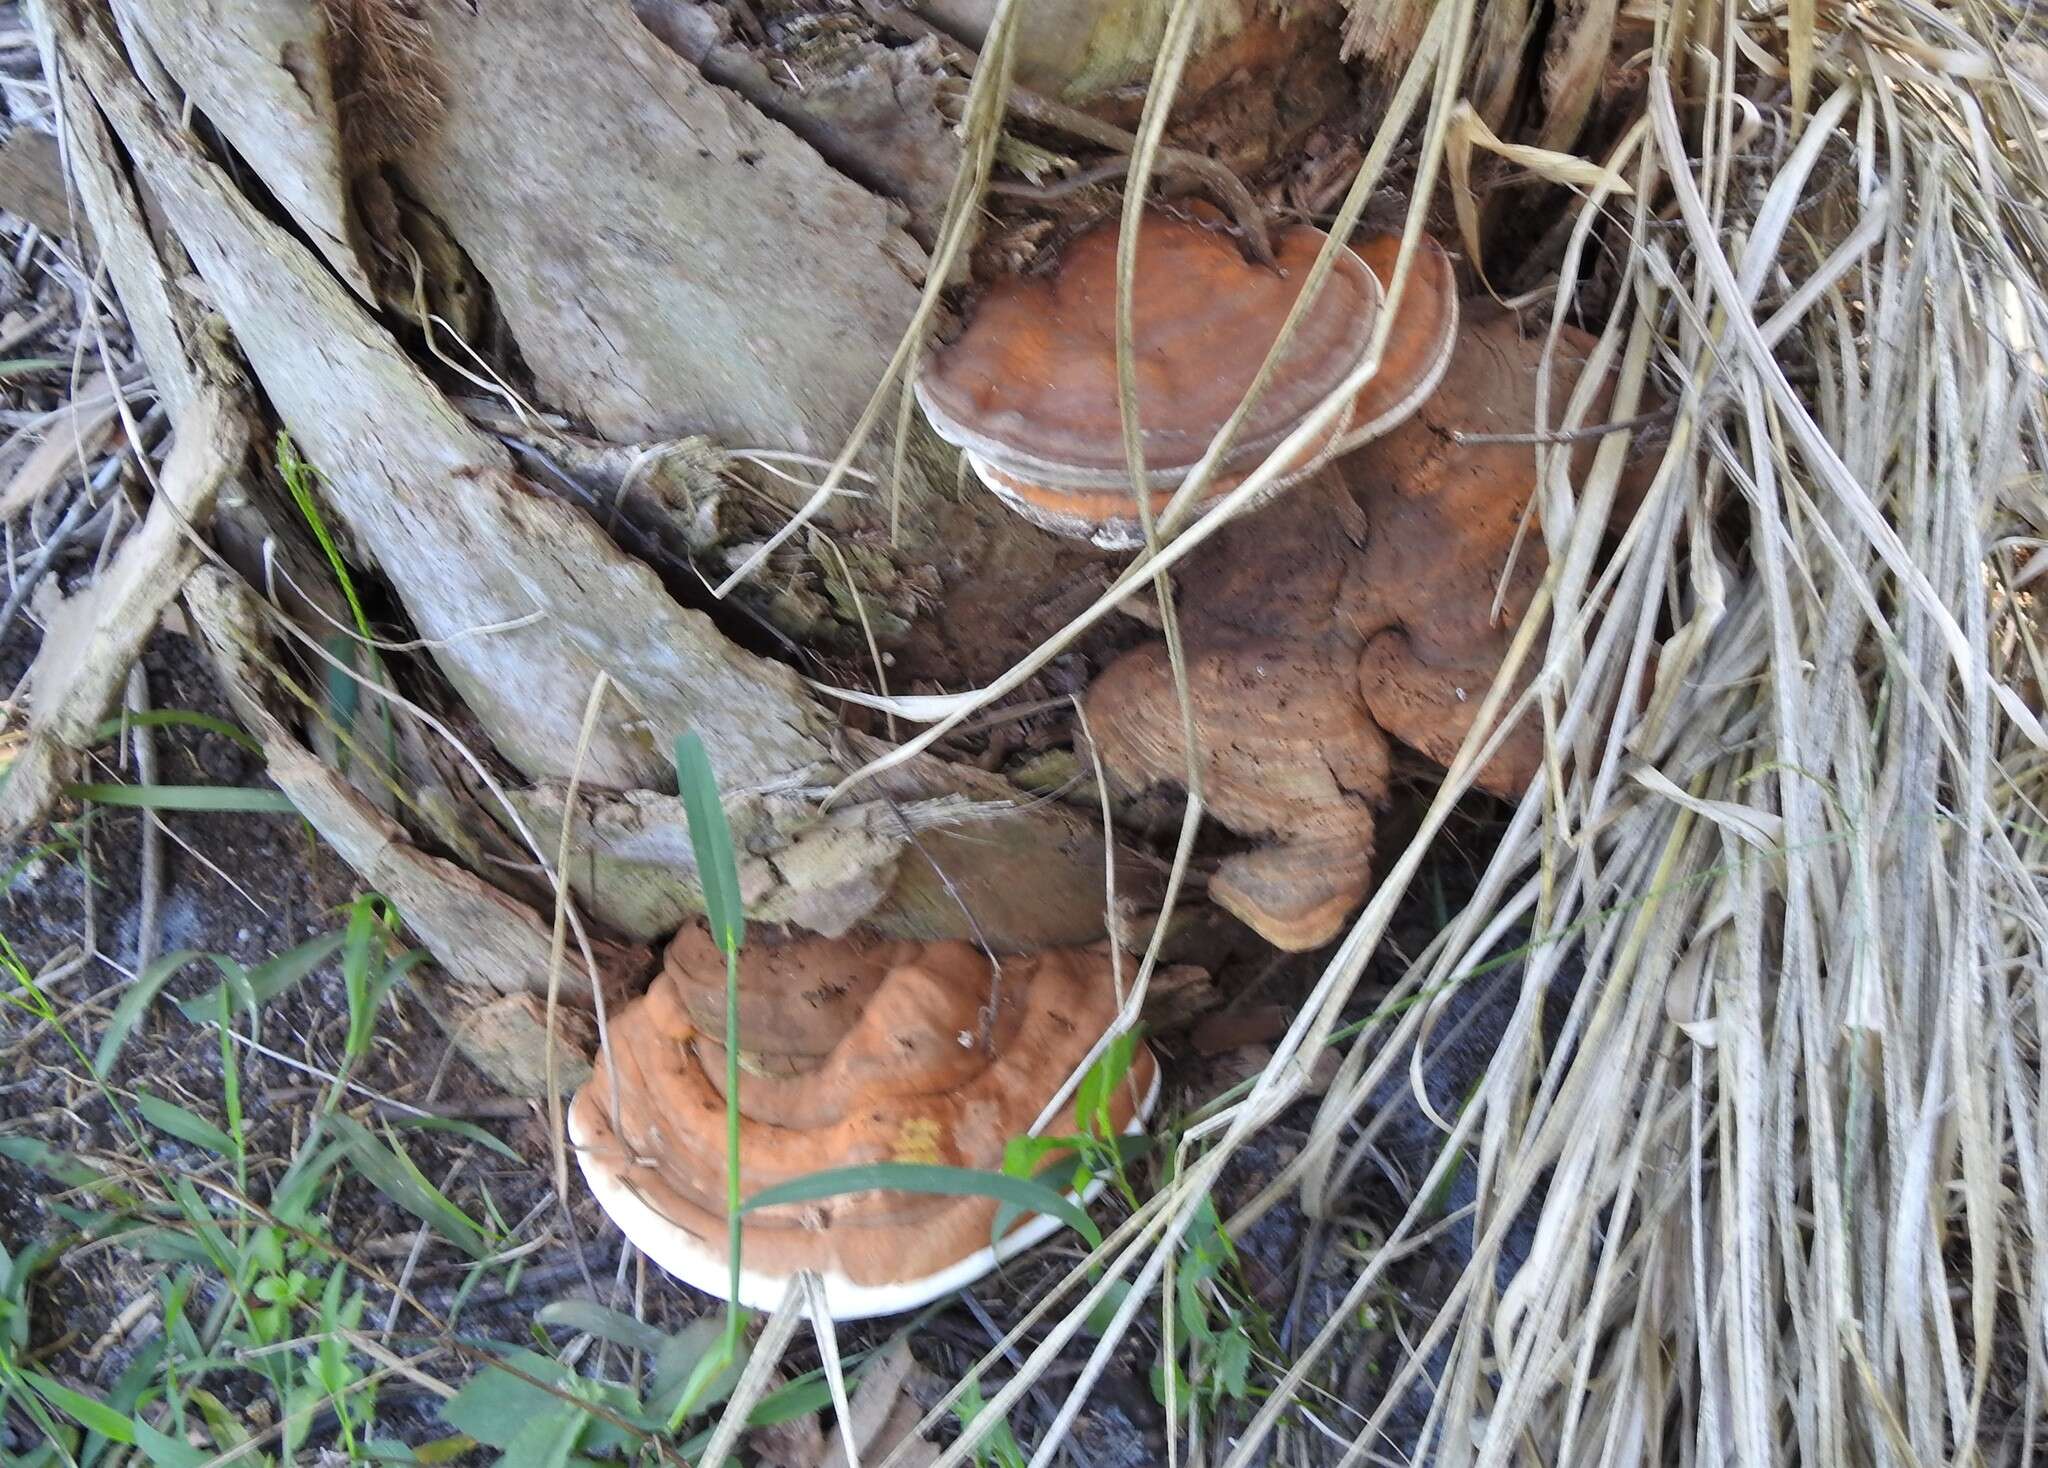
[570,923,1159,1320]
[1085,305,1655,951]
[1333,233,1460,453]
[914,209,1384,549]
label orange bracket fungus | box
[1333,232,1460,453]
[1085,482,1389,951]
[1086,301,1654,951]
[914,209,1384,549]
[570,923,1159,1320]
[915,212,1468,549]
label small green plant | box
[670,730,753,1424]
[1152,1196,1267,1423]
[275,431,397,781]
[0,905,451,1463]
[955,1375,1027,1468]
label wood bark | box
[30,0,1195,1093]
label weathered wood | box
[0,386,247,837]
[119,0,377,299]
[634,2,962,239]
[33,0,200,417]
[435,989,595,1097]
[398,0,927,449]
[185,567,654,1007]
[0,127,84,244]
[512,743,1153,954]
[57,0,833,790]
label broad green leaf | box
[647,1317,731,1425]
[536,1299,665,1354]
[741,1163,1102,1250]
[327,1114,489,1258]
[24,1371,133,1442]
[663,1331,743,1431]
[133,1093,234,1156]
[439,1349,575,1448]
[673,733,744,956]
[92,950,200,1075]
[63,783,298,814]
[1074,1031,1140,1136]
[497,1404,589,1468]
[745,1368,838,1426]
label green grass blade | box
[536,1300,666,1354]
[326,1114,490,1259]
[385,1115,521,1163]
[64,783,298,814]
[93,950,200,1075]
[672,733,744,956]
[741,1162,1104,1250]
[131,1420,208,1468]
[176,931,346,1022]
[23,1371,133,1443]
[132,1093,235,1157]
[277,432,374,642]
[88,710,263,755]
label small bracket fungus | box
[914,210,1383,549]
[570,924,1159,1320]
[1086,305,1655,950]
[1086,484,1389,950]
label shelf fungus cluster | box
[1085,305,1652,948]
[915,204,1648,950]
[571,923,1158,1320]
[915,211,1460,549]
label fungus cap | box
[915,211,1383,549]
[570,926,1159,1320]
[1332,233,1460,453]
[1084,609,1389,952]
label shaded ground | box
[0,612,1504,1460]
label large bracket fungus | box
[1086,305,1651,951]
[914,209,1384,549]
[571,923,1158,1320]
[914,211,1462,548]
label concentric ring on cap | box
[916,213,1383,492]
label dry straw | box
[814,0,2048,1463]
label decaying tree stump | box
[14,0,1645,1093]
